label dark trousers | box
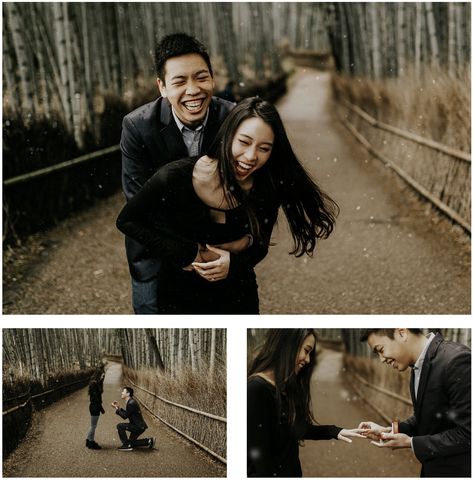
[117,423,149,447]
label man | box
[359,328,470,477]
[120,33,235,314]
[111,386,155,451]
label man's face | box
[367,329,413,372]
[157,53,215,128]
[120,388,129,399]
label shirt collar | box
[172,107,209,132]
[413,332,436,370]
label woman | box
[86,369,105,449]
[116,97,338,314]
[248,329,365,477]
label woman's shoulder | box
[248,374,276,393]
[157,157,197,180]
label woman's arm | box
[227,201,279,280]
[116,168,199,269]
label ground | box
[3,69,470,314]
[299,348,420,477]
[2,361,225,477]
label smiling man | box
[358,328,471,478]
[120,33,234,314]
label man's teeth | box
[184,100,203,111]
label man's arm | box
[121,115,155,201]
[411,350,471,462]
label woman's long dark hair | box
[207,97,339,256]
[88,368,104,396]
[248,329,317,430]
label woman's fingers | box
[337,434,352,443]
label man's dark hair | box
[359,329,423,342]
[123,386,134,397]
[154,33,213,81]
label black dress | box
[247,376,342,477]
[116,157,279,314]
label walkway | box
[3,69,470,313]
[299,348,420,477]
[3,361,224,477]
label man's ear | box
[157,78,167,98]
[396,328,408,341]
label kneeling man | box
[112,386,155,451]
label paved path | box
[3,69,470,314]
[299,348,420,477]
[3,361,224,477]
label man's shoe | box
[90,441,102,450]
[86,439,91,448]
[148,437,156,450]
[118,444,133,451]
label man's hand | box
[212,234,251,254]
[371,432,412,449]
[192,245,230,281]
[111,401,119,409]
[358,421,391,441]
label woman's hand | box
[192,244,230,281]
[357,421,391,440]
[212,234,251,254]
[183,244,220,271]
[337,428,369,443]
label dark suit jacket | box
[120,96,234,281]
[116,398,148,430]
[399,334,471,477]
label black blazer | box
[399,333,471,477]
[120,96,234,281]
[115,398,148,430]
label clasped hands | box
[335,422,411,449]
[357,421,412,449]
[182,234,251,282]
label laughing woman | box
[116,97,338,314]
[248,329,366,477]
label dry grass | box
[124,365,226,460]
[332,66,471,224]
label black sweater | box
[116,157,280,313]
[247,376,342,477]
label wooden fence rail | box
[128,379,226,464]
[340,99,471,163]
[3,377,90,415]
[339,109,471,233]
[130,380,226,423]
[3,145,120,187]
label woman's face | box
[231,117,274,185]
[295,334,315,374]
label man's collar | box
[412,332,436,370]
[171,106,209,132]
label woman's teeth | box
[237,161,252,171]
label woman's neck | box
[254,369,276,386]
